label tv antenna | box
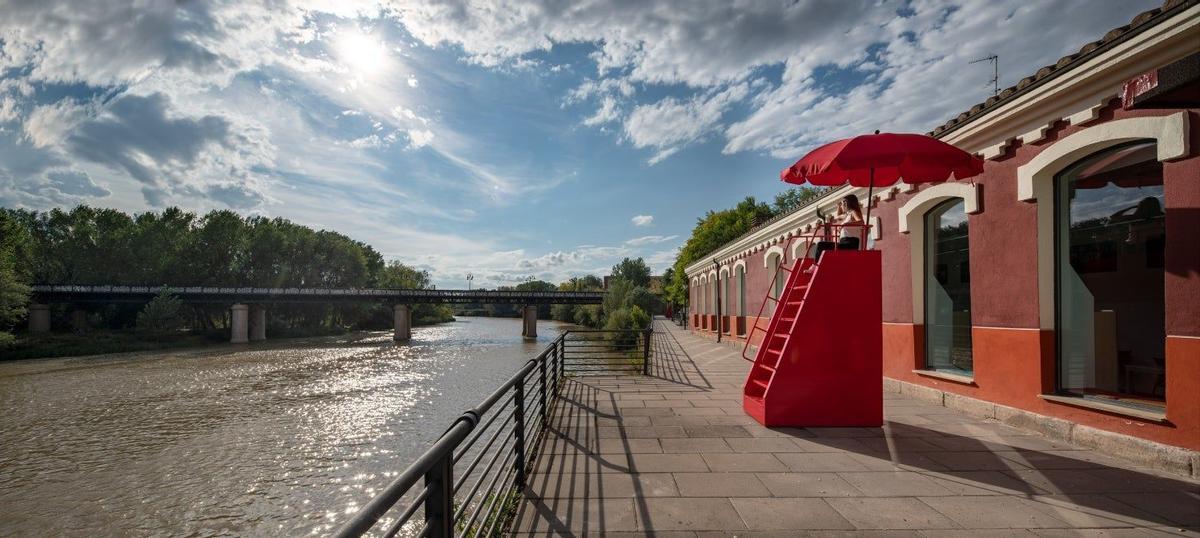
[970,54,999,96]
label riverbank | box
[0,316,457,361]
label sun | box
[334,30,389,76]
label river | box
[0,316,573,537]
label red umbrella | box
[781,132,984,226]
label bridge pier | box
[393,304,411,342]
[521,305,537,338]
[28,303,50,334]
[249,305,267,342]
[230,303,249,344]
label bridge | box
[26,285,605,343]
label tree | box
[136,289,185,335]
[610,257,651,288]
[773,187,823,214]
[665,196,774,307]
[0,211,32,342]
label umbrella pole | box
[863,168,874,250]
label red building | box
[686,1,1199,471]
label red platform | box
[743,249,882,427]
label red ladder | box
[741,234,815,364]
[742,252,814,400]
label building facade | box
[685,1,1199,454]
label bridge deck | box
[29,285,604,304]
[510,319,1199,535]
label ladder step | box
[756,364,776,373]
[772,333,788,339]
[780,317,796,323]
[750,379,769,390]
[786,301,803,306]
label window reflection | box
[1056,141,1165,410]
[925,199,973,374]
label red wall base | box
[883,323,1199,451]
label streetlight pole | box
[466,273,474,290]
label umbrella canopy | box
[780,132,984,186]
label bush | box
[603,305,650,353]
[627,287,660,317]
[550,303,576,322]
[573,305,601,328]
[136,289,185,335]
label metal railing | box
[28,285,605,305]
[333,327,653,538]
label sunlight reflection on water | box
[0,317,570,537]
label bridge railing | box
[332,327,652,538]
[28,285,605,304]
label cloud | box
[392,0,1156,164]
[0,96,19,123]
[48,92,274,207]
[631,214,653,227]
[0,167,109,207]
[624,234,678,246]
[623,82,749,163]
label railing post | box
[538,350,548,428]
[423,451,454,538]
[514,375,527,490]
[642,327,653,375]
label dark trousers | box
[813,237,860,263]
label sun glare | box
[335,31,389,75]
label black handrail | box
[332,327,653,537]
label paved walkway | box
[510,319,1199,536]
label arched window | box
[764,250,785,300]
[721,269,730,320]
[925,198,972,374]
[1055,141,1165,407]
[736,265,746,316]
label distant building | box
[686,2,1199,456]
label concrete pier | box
[521,305,537,338]
[230,303,249,344]
[249,306,266,341]
[393,304,411,342]
[28,303,50,333]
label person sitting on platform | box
[808,194,864,271]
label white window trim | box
[763,245,785,268]
[1016,112,1190,329]
[897,183,981,324]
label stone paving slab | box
[509,319,1200,536]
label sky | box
[0,0,1159,289]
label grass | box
[0,331,218,361]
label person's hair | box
[842,194,862,213]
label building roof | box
[928,0,1197,139]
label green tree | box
[773,187,823,214]
[610,257,651,288]
[136,289,185,335]
[0,211,32,342]
[665,197,774,307]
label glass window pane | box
[739,270,746,316]
[1056,141,1165,409]
[925,199,973,373]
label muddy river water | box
[0,317,570,536]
